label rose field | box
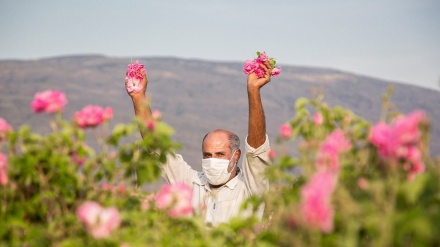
[0,64,439,246]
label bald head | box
[202,129,240,152]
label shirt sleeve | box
[242,134,271,196]
[161,153,198,185]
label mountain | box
[1,55,439,170]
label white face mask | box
[202,150,237,186]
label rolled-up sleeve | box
[242,135,271,196]
[161,153,198,185]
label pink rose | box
[155,181,193,218]
[316,129,351,172]
[357,177,369,190]
[280,123,292,138]
[313,112,323,126]
[271,66,281,77]
[268,148,276,160]
[405,146,425,180]
[0,118,12,141]
[102,107,114,122]
[369,122,396,158]
[300,171,337,233]
[243,60,255,75]
[258,51,270,63]
[74,105,111,128]
[369,111,427,180]
[0,153,8,186]
[125,60,146,93]
[147,120,155,130]
[31,90,67,113]
[152,109,162,121]
[77,201,121,239]
[254,62,266,78]
[393,111,426,146]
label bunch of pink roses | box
[243,51,281,78]
[155,181,194,218]
[369,111,426,180]
[125,60,146,93]
[31,90,67,113]
[74,105,113,128]
[76,201,121,239]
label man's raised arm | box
[126,70,151,139]
[247,61,272,148]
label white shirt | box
[161,135,271,226]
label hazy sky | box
[1,0,439,90]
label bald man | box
[128,61,273,226]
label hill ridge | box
[1,55,439,167]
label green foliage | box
[1,91,439,246]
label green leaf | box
[154,122,175,136]
[400,174,428,204]
[295,97,309,111]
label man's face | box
[202,131,236,172]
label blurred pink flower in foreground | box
[369,110,426,180]
[125,60,146,93]
[77,201,121,239]
[101,183,126,194]
[31,90,67,113]
[313,112,323,126]
[155,181,193,218]
[141,194,156,211]
[243,51,281,78]
[268,148,276,160]
[316,129,352,172]
[0,153,8,186]
[0,118,12,141]
[357,177,369,190]
[102,107,114,121]
[280,123,292,139]
[152,109,162,121]
[300,171,337,233]
[74,105,113,128]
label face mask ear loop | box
[228,149,237,174]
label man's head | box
[202,129,241,187]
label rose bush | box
[0,86,439,246]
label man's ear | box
[234,149,241,164]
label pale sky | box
[1,0,439,90]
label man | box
[127,60,273,226]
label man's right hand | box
[127,69,151,139]
[247,61,272,92]
[126,69,148,99]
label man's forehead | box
[202,131,230,150]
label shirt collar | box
[223,167,241,189]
